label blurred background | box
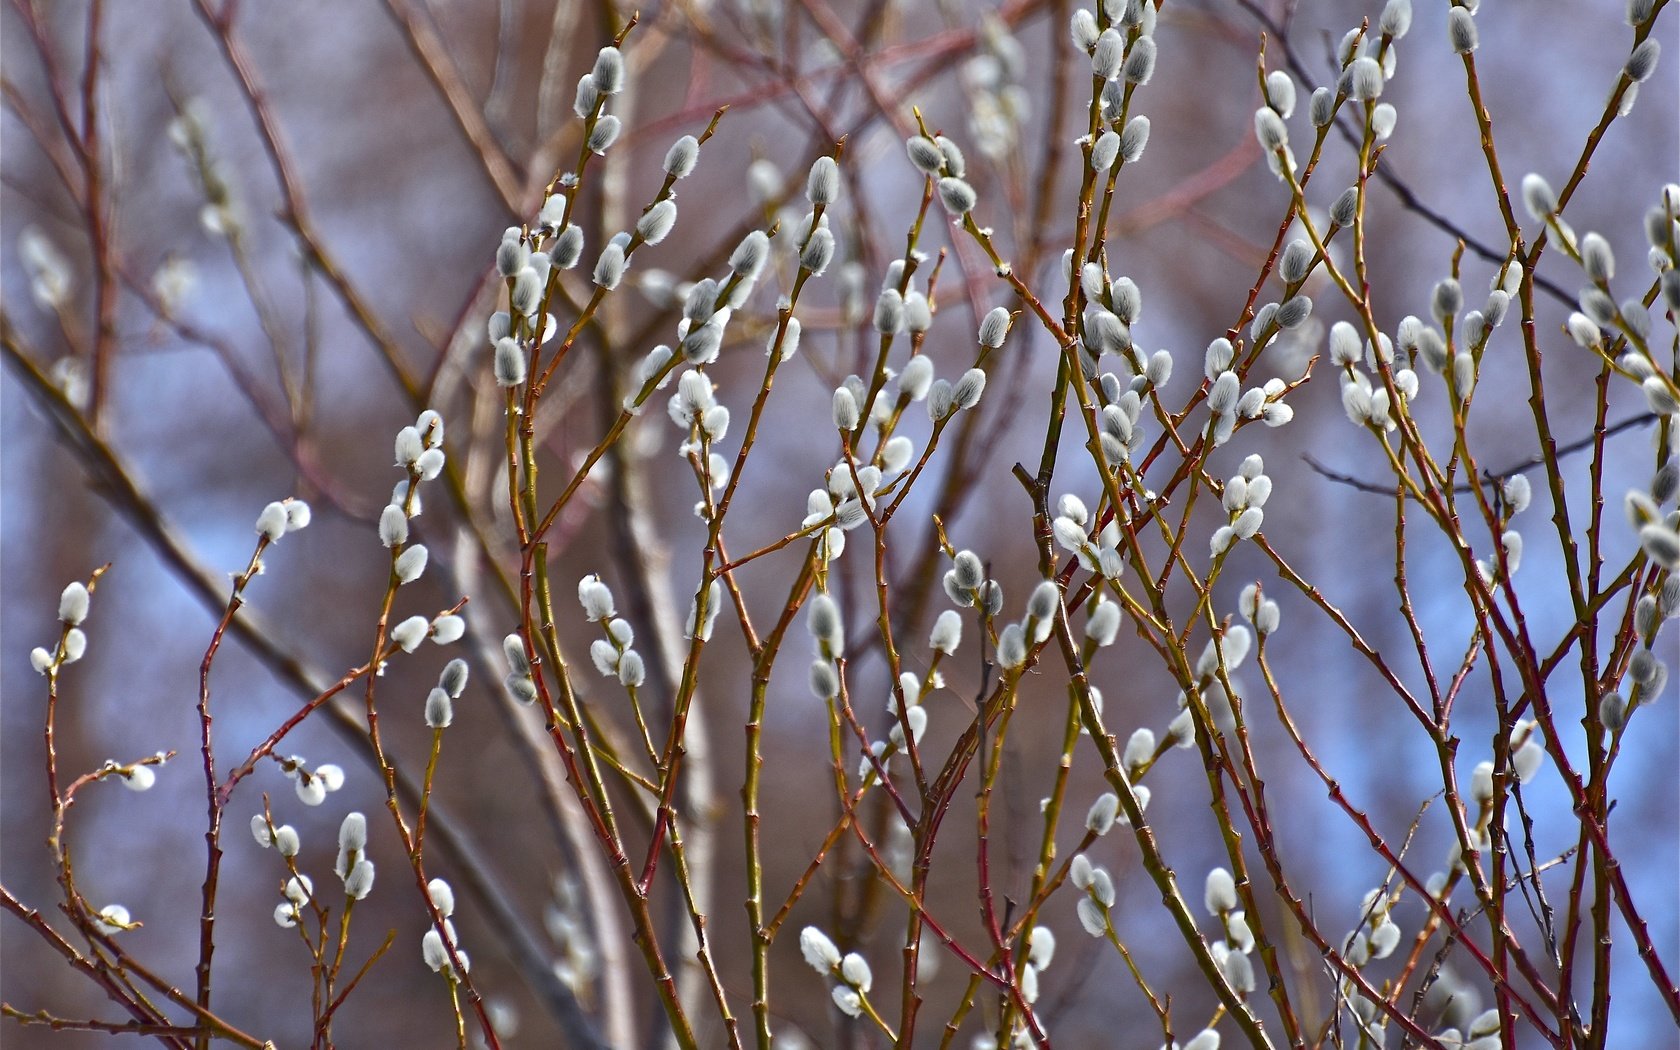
[3,0,1676,1046]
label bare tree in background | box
[3,1,1678,1048]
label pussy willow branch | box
[1,329,609,1049]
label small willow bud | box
[572,74,601,120]
[1275,295,1312,329]
[1122,37,1156,84]
[930,609,963,654]
[511,266,542,316]
[391,615,429,653]
[952,368,987,410]
[730,230,771,279]
[1279,239,1315,283]
[1433,278,1463,323]
[1091,130,1121,172]
[1119,115,1150,162]
[996,623,1027,669]
[494,337,526,387]
[900,355,934,400]
[906,135,945,175]
[1330,187,1360,227]
[832,387,860,431]
[1265,70,1297,117]
[1092,29,1124,79]
[1254,108,1288,152]
[936,136,966,178]
[637,200,677,245]
[59,582,90,625]
[1626,38,1661,83]
[1086,600,1121,646]
[1581,233,1615,283]
[1380,0,1413,38]
[1309,86,1335,127]
[394,544,428,584]
[1447,8,1478,53]
[806,156,841,205]
[801,227,836,275]
[587,115,621,154]
[1086,793,1119,835]
[549,225,584,270]
[1522,173,1557,222]
[978,307,1011,348]
[937,177,977,216]
[591,46,624,94]
[593,242,626,290]
[1070,8,1100,50]
[1204,867,1238,915]
[1371,103,1397,140]
[1347,56,1383,100]
[663,135,699,178]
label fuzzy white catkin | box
[1626,38,1661,82]
[1086,793,1119,835]
[591,46,624,93]
[1348,56,1383,100]
[551,225,584,269]
[800,927,841,973]
[637,200,677,245]
[900,356,934,401]
[1254,108,1288,152]
[937,177,977,216]
[1091,130,1120,172]
[1264,70,1296,117]
[1448,8,1479,53]
[1309,86,1335,127]
[996,623,1027,668]
[392,616,430,653]
[935,136,966,177]
[344,858,375,900]
[256,501,288,542]
[394,544,428,584]
[376,507,409,552]
[587,115,621,154]
[930,609,963,654]
[1119,115,1150,162]
[593,242,626,290]
[978,307,1011,348]
[807,156,840,205]
[730,231,771,280]
[494,337,526,387]
[663,135,699,178]
[426,687,453,728]
[1092,29,1124,78]
[952,368,987,410]
[906,135,945,175]
[1077,896,1107,937]
[59,582,89,625]
[1086,601,1121,646]
[1381,0,1413,37]
[417,880,454,923]
[874,288,904,334]
[1205,867,1238,915]
[1123,37,1156,84]
[801,227,836,275]
[840,952,873,991]
[831,387,860,431]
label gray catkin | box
[1119,115,1151,162]
[664,135,700,178]
[1448,8,1479,54]
[807,156,841,205]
